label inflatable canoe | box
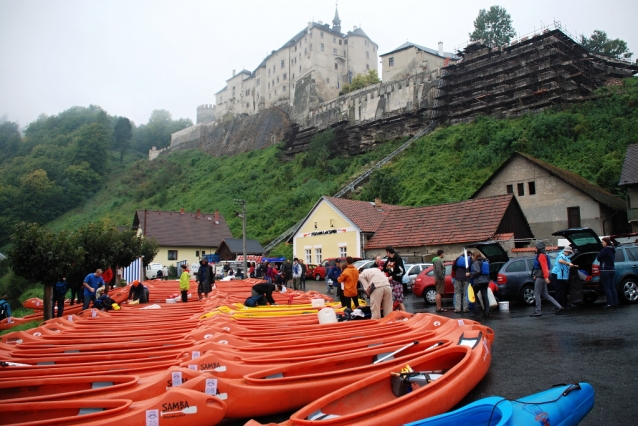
[403,382,594,426]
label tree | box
[580,30,632,59]
[340,70,381,95]
[360,168,403,205]
[469,5,516,47]
[113,117,132,164]
[8,223,82,320]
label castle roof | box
[381,41,460,60]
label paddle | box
[161,406,198,416]
[373,340,419,364]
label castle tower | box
[332,4,341,33]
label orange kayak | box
[0,386,226,426]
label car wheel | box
[618,277,638,303]
[423,287,437,305]
[520,284,535,306]
[315,274,321,281]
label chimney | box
[180,208,184,214]
[374,198,382,208]
[438,42,444,57]
[196,208,201,218]
[232,69,236,77]
[353,25,357,30]
[214,210,220,224]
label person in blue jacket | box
[82,269,105,310]
[0,295,11,319]
[551,247,577,309]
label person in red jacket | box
[530,241,563,317]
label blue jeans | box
[82,293,96,310]
[600,270,618,306]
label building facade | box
[380,41,459,82]
[212,7,378,123]
[472,153,628,241]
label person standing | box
[530,241,563,317]
[327,261,342,297]
[551,247,577,309]
[179,265,190,302]
[69,278,83,306]
[197,259,214,300]
[452,251,472,313]
[0,295,11,320]
[82,269,105,310]
[282,259,293,288]
[358,266,393,319]
[470,252,491,318]
[432,250,447,313]
[299,259,307,291]
[338,256,360,309]
[383,246,406,311]
[292,258,302,290]
[52,277,67,318]
[223,262,230,278]
[598,237,618,309]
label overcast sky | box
[1,0,636,128]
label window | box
[275,89,277,94]
[337,81,340,89]
[268,82,270,89]
[335,63,338,70]
[339,39,342,45]
[365,40,369,46]
[327,78,330,83]
[292,73,295,79]
[276,76,279,83]
[567,207,581,228]
[505,260,527,273]
[321,43,324,51]
[615,249,626,262]
[333,48,337,55]
[283,85,286,91]
[257,78,260,85]
[195,250,199,257]
[202,251,205,255]
[320,32,324,38]
[366,51,369,59]
[517,183,525,196]
[305,249,312,264]
[333,37,336,43]
[506,184,513,194]
[339,247,347,257]
[389,57,394,66]
[246,102,249,107]
[246,89,250,95]
[281,60,284,68]
[305,48,307,55]
[168,250,178,261]
[299,65,301,72]
[528,181,536,195]
[272,79,274,86]
[273,65,276,72]
[626,247,638,261]
[315,248,322,264]
[366,64,369,70]
[305,37,307,44]
[268,69,270,77]
[310,43,313,50]
[283,73,287,80]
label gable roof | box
[133,210,233,247]
[325,196,406,233]
[217,238,265,255]
[380,41,460,60]
[365,194,517,249]
[471,152,626,211]
[619,144,638,186]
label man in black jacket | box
[251,282,279,306]
[383,246,406,311]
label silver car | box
[402,263,432,292]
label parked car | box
[304,264,318,279]
[353,259,376,271]
[312,257,362,280]
[145,263,165,280]
[402,263,432,292]
[494,254,557,305]
[589,234,638,304]
[412,262,455,304]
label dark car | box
[589,234,638,303]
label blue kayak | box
[405,382,594,426]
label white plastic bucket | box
[311,298,326,308]
[498,301,510,311]
[317,307,338,324]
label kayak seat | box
[265,373,284,379]
[373,352,394,363]
[91,381,114,389]
[391,371,445,397]
[78,407,104,415]
[308,410,340,420]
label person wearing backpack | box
[52,277,68,318]
[452,251,472,313]
[530,241,563,317]
[0,295,11,320]
[470,252,491,318]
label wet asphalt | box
[221,280,638,425]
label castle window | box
[273,65,276,71]
[528,181,536,195]
[292,73,295,79]
[268,82,270,89]
[281,60,284,68]
[310,43,313,50]
[339,39,342,45]
[389,57,394,66]
[299,65,301,72]
[272,80,274,86]
[305,37,307,43]
[283,73,287,80]
[257,78,260,85]
[517,183,525,196]
[246,102,249,107]
[366,64,369,70]
[327,78,330,83]
[283,85,286,91]
[373,47,376,52]
[321,43,324,51]
[320,32,324,38]
[268,69,270,76]
[333,37,336,43]
[333,48,337,55]
[246,89,250,95]
[337,81,340,89]
[366,51,369,59]
[365,40,369,46]
[506,184,513,194]
[277,77,279,83]
[305,48,307,55]
[275,90,277,95]
[335,63,338,70]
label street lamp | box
[234,199,247,279]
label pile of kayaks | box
[0,277,594,425]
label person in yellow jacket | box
[338,256,360,309]
[179,265,190,303]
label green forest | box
[1,78,637,304]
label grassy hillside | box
[43,78,638,259]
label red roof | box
[511,246,559,253]
[494,233,514,241]
[325,197,406,233]
[133,210,233,247]
[365,195,515,249]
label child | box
[179,265,190,302]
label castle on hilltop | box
[197,6,379,124]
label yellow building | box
[133,209,233,269]
[292,196,402,264]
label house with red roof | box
[363,194,534,260]
[291,196,403,264]
[133,208,233,269]
[471,152,629,241]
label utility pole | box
[234,199,247,278]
